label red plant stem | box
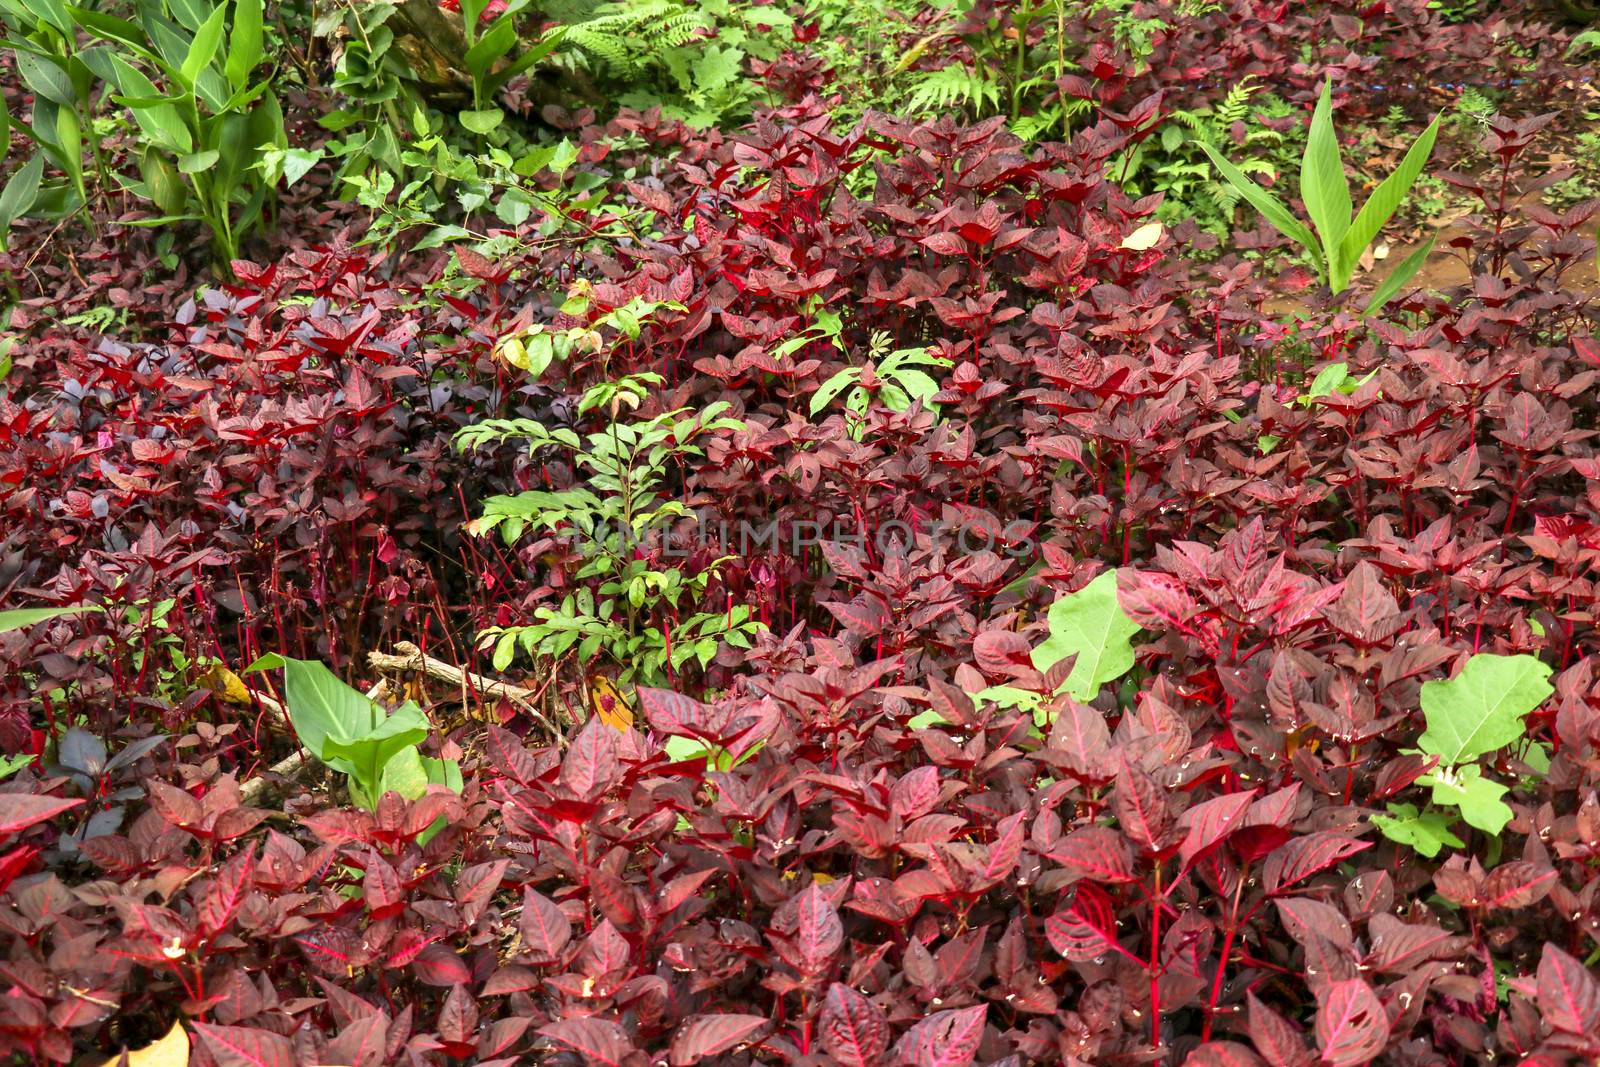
[1201,868,1248,1042]
[1148,862,1163,1048]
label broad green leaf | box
[244,653,381,760]
[463,16,516,80]
[0,153,45,242]
[458,108,504,134]
[15,52,74,107]
[225,0,263,90]
[110,55,192,153]
[1422,764,1512,835]
[67,6,152,52]
[0,602,101,633]
[1302,78,1352,285]
[321,703,430,792]
[1031,570,1141,702]
[1305,363,1350,400]
[1371,803,1465,858]
[1363,235,1434,316]
[374,743,428,802]
[1418,652,1552,765]
[178,149,219,173]
[1338,111,1441,290]
[1198,140,1322,276]
[181,3,228,86]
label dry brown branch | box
[366,640,561,740]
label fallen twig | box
[366,640,561,741]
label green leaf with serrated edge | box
[1338,112,1440,290]
[1417,653,1552,765]
[1363,235,1434,316]
[1302,78,1351,285]
[1421,764,1512,835]
[1371,803,1464,858]
[1198,140,1322,276]
[1031,570,1141,702]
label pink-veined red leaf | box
[1264,832,1372,894]
[1313,978,1388,1066]
[820,983,889,1067]
[892,1004,987,1067]
[1536,943,1600,1035]
[192,1022,296,1067]
[668,1014,772,1065]
[0,794,85,837]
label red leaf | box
[1045,883,1125,962]
[483,726,541,787]
[820,983,890,1067]
[437,983,478,1044]
[145,779,203,828]
[637,687,714,737]
[560,719,619,799]
[198,844,256,937]
[1046,826,1137,883]
[1246,993,1315,1067]
[411,944,472,987]
[1264,833,1372,894]
[1112,762,1170,851]
[891,766,942,822]
[520,887,573,961]
[668,1014,772,1065]
[193,1022,297,1067]
[980,810,1027,884]
[1480,861,1557,909]
[793,883,843,975]
[1536,943,1600,1035]
[539,1018,636,1067]
[1313,978,1388,1066]
[1177,789,1258,869]
[1183,1042,1268,1067]
[0,794,85,837]
[893,1004,987,1067]
[363,851,404,919]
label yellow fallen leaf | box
[588,674,634,732]
[199,661,252,705]
[1119,221,1165,251]
[124,1020,188,1066]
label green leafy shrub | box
[2,0,286,266]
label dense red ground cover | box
[5,2,1600,1064]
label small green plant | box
[247,653,462,812]
[809,332,952,437]
[911,570,1142,730]
[1199,78,1441,314]
[456,0,564,135]
[457,294,760,684]
[459,377,757,685]
[1373,652,1554,857]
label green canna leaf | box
[1337,111,1441,290]
[1301,79,1352,288]
[1198,139,1323,279]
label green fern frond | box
[563,1,711,76]
[903,66,1002,117]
